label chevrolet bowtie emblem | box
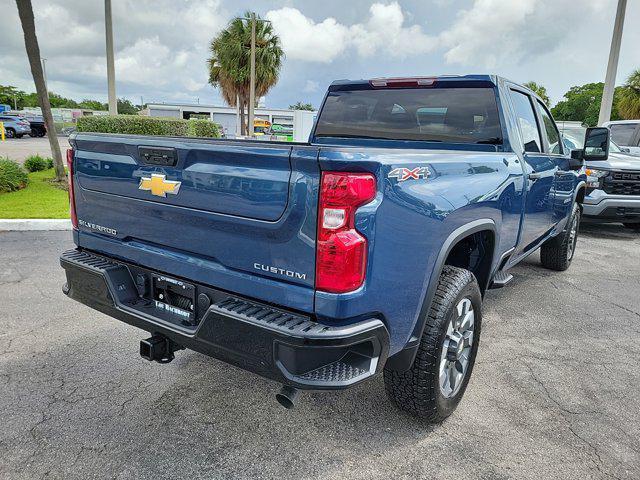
[138,174,181,197]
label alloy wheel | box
[439,297,474,398]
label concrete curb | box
[0,219,72,231]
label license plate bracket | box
[152,275,195,323]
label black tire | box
[5,128,15,138]
[384,266,482,422]
[623,223,640,232]
[540,202,581,271]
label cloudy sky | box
[2,0,639,109]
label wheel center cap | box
[446,331,464,362]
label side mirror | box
[583,127,610,161]
[568,149,585,170]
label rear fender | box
[385,219,498,372]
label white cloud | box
[350,3,436,58]
[438,0,605,68]
[1,0,638,111]
[303,80,320,93]
[265,8,349,63]
[266,2,436,63]
[0,0,228,103]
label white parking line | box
[0,219,72,231]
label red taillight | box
[316,172,376,293]
[369,77,435,88]
[67,148,78,229]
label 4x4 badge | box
[388,167,430,182]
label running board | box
[489,270,514,289]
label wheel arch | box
[574,181,586,206]
[385,219,498,372]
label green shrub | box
[187,119,221,138]
[76,115,221,138]
[24,154,51,172]
[0,158,29,193]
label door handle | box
[528,172,543,180]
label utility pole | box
[248,13,256,137]
[41,58,47,94]
[598,0,627,126]
[105,0,117,115]
[234,14,269,136]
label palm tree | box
[524,81,550,106]
[15,0,65,182]
[208,13,283,135]
[617,69,640,120]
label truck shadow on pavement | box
[579,221,639,240]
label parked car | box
[602,120,640,155]
[60,75,595,422]
[562,129,640,231]
[0,115,31,138]
[26,115,46,137]
[61,126,77,136]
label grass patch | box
[0,168,69,219]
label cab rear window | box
[315,87,502,144]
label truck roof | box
[329,74,499,88]
[327,74,546,106]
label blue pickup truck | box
[60,75,609,422]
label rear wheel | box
[5,128,15,138]
[623,223,640,232]
[540,202,580,271]
[384,266,482,422]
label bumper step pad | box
[298,356,372,383]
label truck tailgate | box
[71,134,320,312]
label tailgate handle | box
[139,146,178,167]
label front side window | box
[609,123,638,146]
[509,90,541,153]
[537,101,562,154]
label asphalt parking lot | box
[1,225,639,479]
[0,136,70,163]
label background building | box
[143,102,316,141]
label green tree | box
[551,82,623,126]
[15,0,65,182]
[0,85,28,109]
[617,69,640,120]
[289,101,314,111]
[523,81,550,105]
[79,99,107,111]
[48,92,78,108]
[208,12,283,135]
[117,98,138,115]
[21,92,40,108]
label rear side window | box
[536,101,562,154]
[314,87,502,144]
[609,123,638,145]
[509,90,541,153]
